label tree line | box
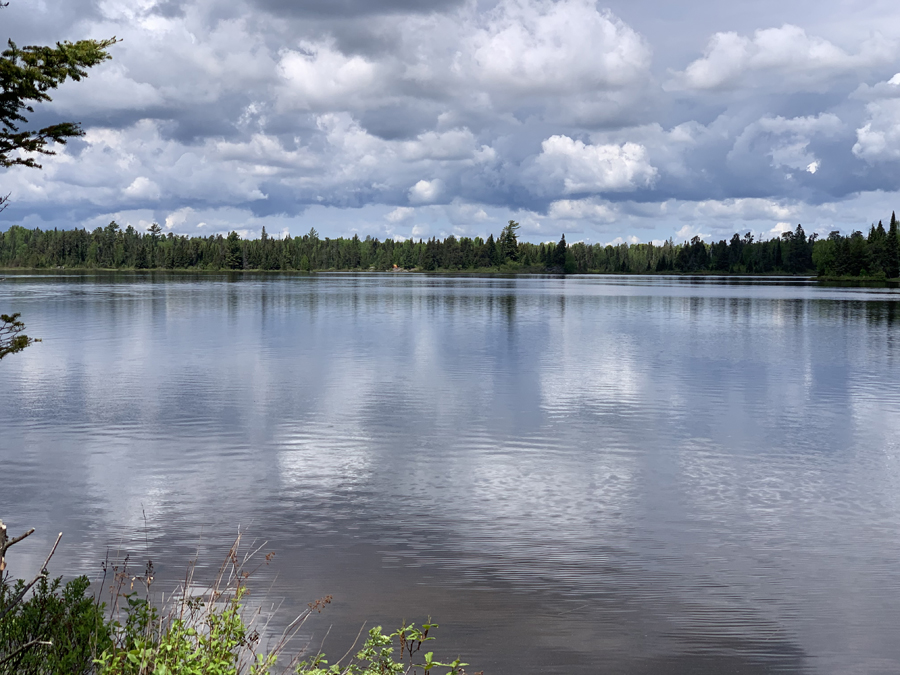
[1,215,898,277]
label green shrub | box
[0,575,113,674]
[1,530,475,675]
[95,586,278,675]
[297,622,470,675]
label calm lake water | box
[3,272,900,674]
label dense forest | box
[1,214,898,277]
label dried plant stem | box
[0,638,53,666]
[0,531,62,622]
[0,520,36,572]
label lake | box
[2,272,900,674]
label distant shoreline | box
[5,266,899,286]
[3,221,898,278]
[0,265,818,276]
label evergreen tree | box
[867,221,887,275]
[728,233,743,271]
[3,217,900,278]
[484,234,499,267]
[224,231,242,270]
[0,7,117,361]
[710,239,729,271]
[553,234,567,267]
[499,220,520,262]
[0,312,37,359]
[847,231,869,275]
[888,212,900,279]
[787,224,811,273]
[2,30,117,168]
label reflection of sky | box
[3,273,900,672]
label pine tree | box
[887,212,900,279]
[499,220,520,262]
[2,33,117,168]
[484,234,498,267]
[553,234,567,267]
[0,313,36,359]
[1,7,116,359]
[224,231,242,270]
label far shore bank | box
[1,265,822,276]
[5,266,900,286]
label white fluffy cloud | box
[668,25,895,91]
[49,62,164,113]
[277,41,381,112]
[3,0,900,243]
[399,129,482,162]
[728,113,843,173]
[458,0,650,96]
[385,206,415,223]
[123,176,161,200]
[853,74,900,163]
[854,100,900,162]
[3,120,267,208]
[674,223,710,241]
[408,179,444,204]
[548,198,617,222]
[534,136,657,194]
[444,198,490,226]
[688,198,798,222]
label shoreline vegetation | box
[1,214,899,280]
[0,523,475,675]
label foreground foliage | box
[0,528,475,675]
[0,312,37,360]
[95,586,275,675]
[0,575,113,674]
[297,623,469,675]
[1,24,116,168]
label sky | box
[2,0,900,244]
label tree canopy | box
[1,36,117,168]
[1,4,116,359]
[1,218,899,278]
[0,312,37,360]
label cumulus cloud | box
[458,0,651,96]
[854,101,900,162]
[277,41,381,112]
[399,129,481,162]
[123,176,161,200]
[214,134,319,172]
[48,63,164,113]
[757,114,840,170]
[675,224,710,241]
[3,0,900,243]
[444,199,490,226]
[768,221,795,237]
[408,179,444,204]
[533,136,657,195]
[667,25,895,91]
[385,206,415,222]
[853,74,900,163]
[548,198,617,222]
[689,198,798,222]
[756,113,844,137]
[2,120,266,209]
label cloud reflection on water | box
[3,274,900,672]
